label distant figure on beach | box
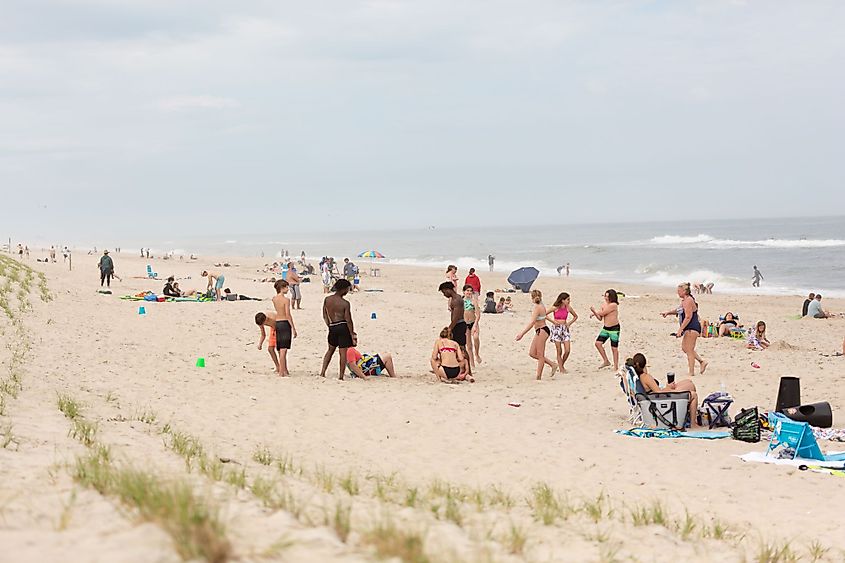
[140,248,144,257]
[465,267,481,295]
[752,265,763,287]
[802,293,816,317]
[515,289,558,380]
[24,246,29,259]
[272,279,296,376]
[591,289,620,370]
[321,260,332,294]
[547,292,578,374]
[202,270,225,301]
[663,283,707,377]
[62,246,69,262]
[627,353,699,427]
[49,246,56,263]
[807,294,832,319]
[566,262,570,277]
[320,279,356,380]
[98,250,114,288]
[488,254,495,272]
[17,244,23,260]
[287,265,302,309]
[462,285,482,366]
[343,258,358,283]
[431,327,470,382]
[254,310,280,373]
[347,346,397,378]
[439,281,472,379]
[145,248,150,259]
[556,265,564,276]
[445,265,458,288]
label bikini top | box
[554,307,569,320]
[440,347,457,353]
[464,298,475,311]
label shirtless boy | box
[202,270,225,301]
[254,310,280,373]
[272,279,297,376]
[287,266,303,310]
[590,288,620,370]
[439,281,472,379]
[320,279,356,379]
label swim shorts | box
[275,320,292,350]
[215,275,225,289]
[289,284,301,300]
[452,321,468,347]
[268,325,276,349]
[596,324,620,348]
[550,323,571,343]
[328,321,354,348]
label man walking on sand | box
[320,279,357,380]
[98,250,114,287]
[287,264,303,309]
[254,310,280,373]
[752,265,763,287]
[202,270,225,301]
[272,280,297,376]
[439,281,472,379]
[488,254,495,272]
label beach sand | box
[2,252,844,562]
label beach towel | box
[737,451,845,469]
[616,428,730,439]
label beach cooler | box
[636,392,690,430]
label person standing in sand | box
[439,281,472,380]
[202,270,225,301]
[591,289,620,370]
[50,246,56,263]
[488,254,495,272]
[445,265,458,287]
[464,268,481,295]
[516,289,558,380]
[254,310,280,373]
[272,279,296,376]
[287,265,302,309]
[320,279,356,380]
[671,283,708,377]
[462,284,482,366]
[547,292,578,374]
[98,250,114,288]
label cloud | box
[156,95,241,111]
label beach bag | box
[143,293,158,301]
[731,407,761,443]
[637,392,690,430]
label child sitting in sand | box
[483,292,497,314]
[747,321,770,350]
[431,326,472,383]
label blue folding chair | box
[146,264,157,279]
[767,412,845,462]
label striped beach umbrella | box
[357,250,385,258]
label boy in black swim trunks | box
[438,281,472,379]
[320,279,356,380]
[272,279,297,376]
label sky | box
[1,0,844,242]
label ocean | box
[139,215,845,297]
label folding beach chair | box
[767,412,825,461]
[618,365,643,426]
[699,392,733,429]
[146,264,158,279]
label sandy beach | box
[2,251,844,562]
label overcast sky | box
[1,1,844,240]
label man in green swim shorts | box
[591,289,620,370]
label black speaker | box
[775,376,801,413]
[782,402,833,429]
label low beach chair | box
[146,264,158,279]
[700,392,733,429]
[618,366,643,426]
[766,412,845,462]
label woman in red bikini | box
[431,326,472,382]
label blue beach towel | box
[616,428,731,439]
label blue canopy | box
[507,267,540,293]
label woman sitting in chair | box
[626,353,699,428]
[718,312,739,337]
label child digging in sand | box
[747,321,770,350]
[591,289,620,371]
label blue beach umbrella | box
[508,267,540,293]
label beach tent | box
[508,267,540,293]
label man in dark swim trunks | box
[320,279,356,380]
[439,281,472,379]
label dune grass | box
[57,394,82,419]
[363,518,429,563]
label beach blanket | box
[615,428,730,439]
[119,294,213,302]
[737,451,845,470]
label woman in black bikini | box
[515,290,558,380]
[431,327,472,382]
